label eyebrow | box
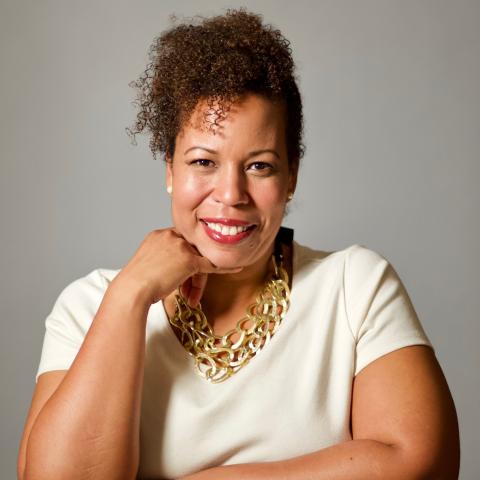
[184,146,280,159]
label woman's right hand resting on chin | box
[19,227,241,480]
[114,227,243,307]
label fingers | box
[179,275,202,308]
[195,256,243,274]
[170,227,183,237]
[186,272,208,308]
[180,264,243,308]
[180,278,191,303]
[168,227,244,274]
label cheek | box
[253,178,287,208]
[171,174,209,219]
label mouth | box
[199,218,257,244]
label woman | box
[18,8,460,480]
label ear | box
[166,156,173,192]
[288,164,298,196]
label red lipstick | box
[200,217,255,226]
[200,218,257,244]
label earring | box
[287,192,293,201]
[167,185,173,195]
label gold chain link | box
[168,255,291,383]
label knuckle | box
[177,239,193,254]
[146,229,162,240]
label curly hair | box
[126,7,305,173]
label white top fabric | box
[36,241,434,478]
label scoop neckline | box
[159,240,302,376]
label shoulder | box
[50,267,121,319]
[343,243,401,302]
[294,241,386,273]
[56,267,120,300]
[345,243,389,269]
[296,241,398,317]
[292,242,390,299]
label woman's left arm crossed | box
[176,345,460,480]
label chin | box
[199,248,247,269]
[180,225,267,269]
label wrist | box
[108,272,154,309]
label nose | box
[212,165,249,206]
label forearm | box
[24,277,150,480]
[178,439,430,480]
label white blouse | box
[36,241,434,478]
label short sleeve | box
[35,269,111,383]
[345,244,434,377]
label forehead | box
[177,93,287,146]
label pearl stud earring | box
[167,186,173,195]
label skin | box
[164,93,297,332]
[18,92,459,480]
[176,345,460,480]
[161,98,460,480]
[17,93,298,480]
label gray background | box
[1,0,478,478]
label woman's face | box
[166,93,296,269]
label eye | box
[190,159,214,167]
[248,162,273,172]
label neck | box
[162,240,293,334]
[200,242,276,318]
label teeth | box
[204,222,250,236]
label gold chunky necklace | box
[168,252,291,384]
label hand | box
[113,227,242,307]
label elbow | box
[21,434,86,480]
[17,456,25,480]
[21,410,140,480]
[22,438,139,480]
[394,442,460,480]
[20,448,68,479]
[419,455,460,480]
[416,464,460,480]
[20,428,63,480]
[419,437,460,479]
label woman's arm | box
[177,345,460,480]
[23,276,151,480]
[22,228,239,480]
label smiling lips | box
[200,217,257,244]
